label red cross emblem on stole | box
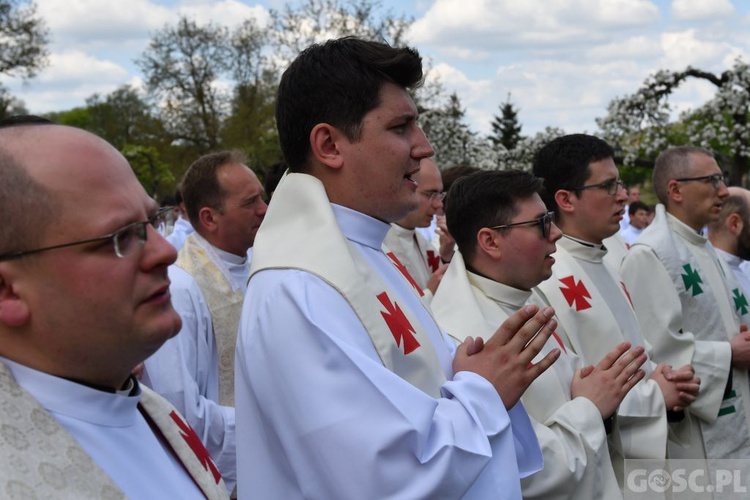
[559,275,592,311]
[426,250,441,272]
[377,291,421,354]
[386,251,424,296]
[169,410,222,484]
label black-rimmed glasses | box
[570,178,627,195]
[0,207,173,261]
[489,211,556,239]
[674,173,726,189]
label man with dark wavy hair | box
[235,37,560,498]
[433,169,648,499]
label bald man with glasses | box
[0,117,228,498]
[622,146,750,461]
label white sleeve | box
[522,397,618,499]
[144,267,236,489]
[621,245,731,422]
[235,269,538,499]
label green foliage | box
[0,83,25,118]
[45,107,92,129]
[490,94,523,151]
[121,144,174,199]
[0,0,48,79]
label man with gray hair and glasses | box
[0,116,228,498]
[622,146,750,460]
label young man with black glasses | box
[432,169,648,498]
[531,134,700,486]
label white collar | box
[466,271,531,310]
[331,203,391,250]
[0,357,142,427]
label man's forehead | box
[515,193,545,215]
[689,152,720,172]
[586,157,617,179]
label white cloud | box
[38,50,129,86]
[426,57,658,136]
[586,36,663,61]
[38,0,172,44]
[671,0,734,21]
[176,1,270,30]
[37,0,269,48]
[660,29,735,69]
[409,0,660,53]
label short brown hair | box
[652,146,714,205]
[181,150,248,228]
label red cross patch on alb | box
[377,291,421,354]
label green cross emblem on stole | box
[682,264,703,297]
[734,288,749,315]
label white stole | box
[534,237,668,473]
[634,205,750,459]
[250,173,446,398]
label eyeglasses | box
[570,178,627,195]
[419,191,446,203]
[0,207,173,261]
[674,173,726,189]
[489,211,556,239]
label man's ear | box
[476,228,502,259]
[198,206,219,233]
[667,180,683,204]
[554,189,575,215]
[310,123,345,170]
[727,212,743,236]
[0,272,30,328]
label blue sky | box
[3,0,749,137]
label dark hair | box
[532,134,614,215]
[652,146,714,205]
[0,114,53,129]
[440,164,480,193]
[628,200,650,216]
[446,170,544,262]
[173,187,183,205]
[264,160,287,196]
[181,150,247,228]
[275,36,424,172]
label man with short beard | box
[707,187,750,311]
